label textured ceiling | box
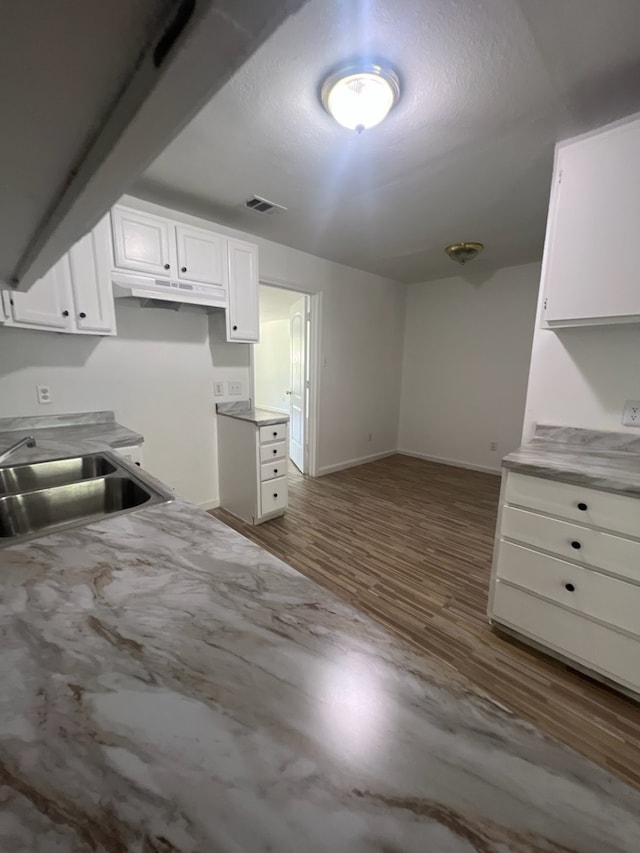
[136,0,640,283]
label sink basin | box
[0,477,152,540]
[0,454,116,496]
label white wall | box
[523,305,640,439]
[126,194,407,475]
[0,302,220,506]
[398,263,541,472]
[254,318,290,412]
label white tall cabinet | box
[541,112,640,327]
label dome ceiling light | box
[445,242,484,265]
[320,63,400,133]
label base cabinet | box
[489,471,640,699]
[217,416,288,524]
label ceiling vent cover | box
[245,195,287,215]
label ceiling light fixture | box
[321,63,400,133]
[445,242,484,265]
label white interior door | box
[288,296,307,472]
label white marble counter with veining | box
[216,400,289,426]
[0,410,142,465]
[503,424,640,496]
[1,430,640,850]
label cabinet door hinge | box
[543,298,548,311]
[557,169,563,184]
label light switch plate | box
[228,381,242,396]
[213,382,224,397]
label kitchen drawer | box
[495,540,640,636]
[259,423,287,444]
[260,477,287,515]
[492,582,640,694]
[505,472,640,538]
[259,441,287,463]
[501,506,640,583]
[260,460,287,482]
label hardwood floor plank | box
[211,454,640,788]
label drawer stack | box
[489,471,640,696]
[258,424,288,517]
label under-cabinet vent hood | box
[113,273,226,310]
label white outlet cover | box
[228,381,242,396]
[36,384,52,405]
[622,400,640,427]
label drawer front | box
[259,423,287,444]
[260,477,288,515]
[495,540,640,636]
[501,506,640,583]
[505,472,640,538]
[492,583,640,694]
[259,441,287,463]
[260,460,287,482]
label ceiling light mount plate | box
[445,242,484,265]
[321,62,400,133]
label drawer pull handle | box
[274,468,278,474]
[273,431,278,436]
[273,493,278,498]
[273,449,277,454]
[565,582,575,592]
[570,540,581,550]
[577,502,588,511]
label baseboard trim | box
[318,450,396,476]
[397,449,501,476]
[199,498,220,511]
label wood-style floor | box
[211,454,640,789]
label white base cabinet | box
[217,416,288,524]
[489,471,640,698]
[1,216,116,336]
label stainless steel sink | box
[0,451,172,545]
[0,454,116,496]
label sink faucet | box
[0,435,36,465]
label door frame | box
[249,276,321,478]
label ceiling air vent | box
[245,195,287,215]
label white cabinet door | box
[68,217,117,335]
[8,257,73,330]
[226,239,259,342]
[111,207,172,277]
[176,225,226,286]
[542,118,640,325]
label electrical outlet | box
[213,382,224,397]
[622,400,640,426]
[36,385,52,405]
[367,433,373,442]
[228,381,242,396]
[490,441,498,452]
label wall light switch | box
[36,385,52,405]
[213,382,224,397]
[228,381,242,396]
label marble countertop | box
[503,425,640,497]
[216,400,289,426]
[0,411,142,465]
[1,425,639,850]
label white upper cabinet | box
[68,218,117,334]
[176,225,226,287]
[111,207,172,277]
[541,114,640,327]
[1,216,116,336]
[6,258,74,331]
[227,239,259,342]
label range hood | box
[112,272,226,310]
[2,0,308,292]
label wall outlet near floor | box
[228,381,242,396]
[489,441,498,452]
[622,400,640,426]
[213,382,224,397]
[36,384,52,405]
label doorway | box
[252,283,316,475]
